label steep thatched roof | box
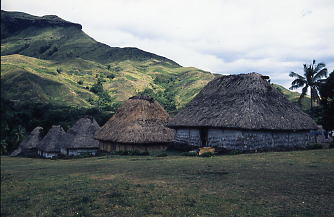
[168,73,318,131]
[37,125,65,152]
[95,96,175,144]
[10,126,43,156]
[62,118,100,149]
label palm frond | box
[290,78,306,90]
[291,78,306,85]
[314,68,328,81]
[314,62,326,72]
[289,71,304,79]
[303,64,308,74]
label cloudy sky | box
[2,0,334,90]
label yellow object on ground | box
[199,147,215,155]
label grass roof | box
[95,96,175,144]
[62,117,100,149]
[37,125,65,152]
[168,73,318,131]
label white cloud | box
[2,0,334,90]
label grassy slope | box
[0,55,97,107]
[1,149,334,217]
[1,54,214,108]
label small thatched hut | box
[10,126,43,157]
[95,95,175,152]
[168,73,318,151]
[60,118,100,156]
[37,125,65,158]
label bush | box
[56,68,63,74]
[107,74,115,79]
[228,150,243,155]
[199,152,214,157]
[39,45,51,54]
[306,143,323,150]
[156,152,168,157]
[182,151,198,157]
[77,80,84,85]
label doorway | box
[200,128,208,147]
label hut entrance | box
[200,128,208,147]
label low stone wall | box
[99,142,168,152]
[175,128,312,151]
[60,148,98,156]
[174,128,202,147]
[37,150,58,158]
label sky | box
[2,0,334,90]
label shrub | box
[107,74,115,79]
[199,152,214,157]
[47,47,58,56]
[56,68,63,74]
[229,150,243,155]
[306,143,323,150]
[182,151,198,157]
[77,80,84,85]
[156,152,168,157]
[39,44,51,54]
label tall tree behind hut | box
[289,60,328,109]
[319,70,334,131]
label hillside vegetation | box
[1,54,214,109]
[1,10,214,111]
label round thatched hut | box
[10,126,43,157]
[168,73,318,151]
[60,117,100,156]
[95,95,175,152]
[37,125,65,158]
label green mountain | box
[1,10,214,110]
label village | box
[1,2,334,216]
[10,73,331,159]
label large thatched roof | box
[62,118,100,149]
[95,95,175,144]
[37,125,65,152]
[168,73,318,131]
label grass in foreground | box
[1,149,334,217]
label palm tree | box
[289,60,328,109]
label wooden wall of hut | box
[99,142,168,152]
[174,128,314,151]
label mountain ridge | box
[1,10,180,66]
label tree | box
[319,70,334,130]
[289,60,328,109]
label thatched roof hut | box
[95,95,175,152]
[168,73,318,151]
[10,126,43,157]
[37,125,65,158]
[169,73,317,130]
[60,117,100,156]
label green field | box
[1,149,334,217]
